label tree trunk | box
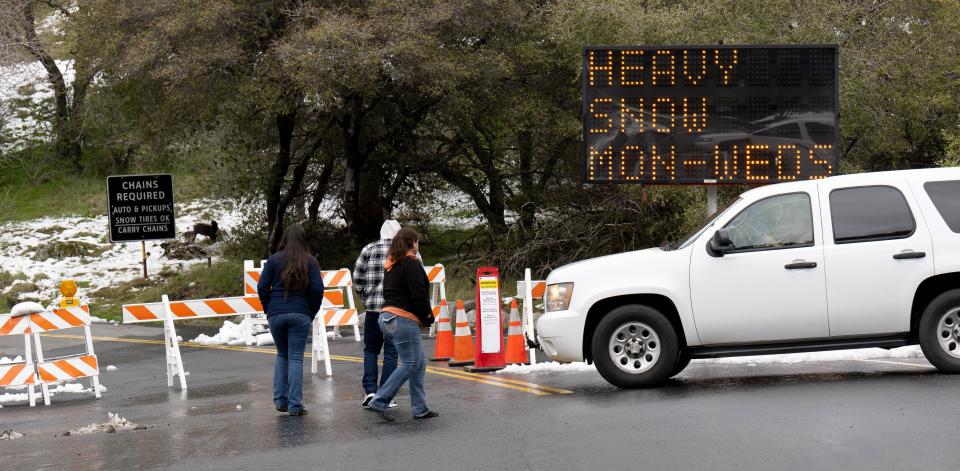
[265,112,295,255]
[307,157,335,227]
[517,130,536,234]
[23,5,78,171]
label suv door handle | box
[893,251,926,260]
[785,261,817,269]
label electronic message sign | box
[583,45,839,184]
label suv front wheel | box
[591,305,679,388]
[919,289,960,373]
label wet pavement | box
[0,323,955,470]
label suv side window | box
[924,180,960,233]
[830,186,915,243]
[723,193,814,252]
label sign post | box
[107,174,176,278]
[465,267,505,372]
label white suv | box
[537,168,960,388]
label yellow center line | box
[40,333,573,395]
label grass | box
[0,161,215,224]
[90,258,246,322]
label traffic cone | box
[429,299,454,361]
[504,300,529,364]
[448,299,475,367]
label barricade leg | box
[311,317,319,375]
[83,325,102,399]
[311,316,332,376]
[162,295,187,390]
[32,332,51,406]
[23,333,36,407]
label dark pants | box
[268,312,312,413]
[362,310,398,394]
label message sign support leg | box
[706,186,718,217]
[524,269,537,364]
[162,295,187,390]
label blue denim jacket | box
[256,252,325,319]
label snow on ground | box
[0,382,106,404]
[497,346,929,374]
[106,365,117,371]
[64,412,144,436]
[0,59,75,152]
[0,198,246,310]
[189,317,274,347]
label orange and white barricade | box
[243,259,269,324]
[425,264,447,337]
[320,268,361,341]
[0,306,103,406]
[123,293,334,388]
[244,260,361,342]
[0,314,39,406]
[31,305,102,406]
[516,269,546,363]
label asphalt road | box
[0,323,954,471]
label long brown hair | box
[277,224,316,298]
[387,227,419,265]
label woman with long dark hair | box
[257,224,324,416]
[366,227,438,420]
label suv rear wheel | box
[591,304,679,388]
[919,289,960,373]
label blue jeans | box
[363,310,399,394]
[370,315,429,417]
[268,312,312,413]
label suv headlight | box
[545,283,573,312]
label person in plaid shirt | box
[355,220,403,407]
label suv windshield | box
[665,198,741,250]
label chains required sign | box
[106,174,176,243]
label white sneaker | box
[388,400,398,409]
[361,393,375,408]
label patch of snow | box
[0,392,29,403]
[0,430,25,440]
[497,361,597,374]
[235,404,242,410]
[106,365,118,371]
[0,356,24,364]
[189,317,272,346]
[64,412,143,436]
[697,345,926,365]
[498,346,929,374]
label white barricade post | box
[517,270,546,364]
[0,314,39,407]
[28,305,102,406]
[425,264,447,337]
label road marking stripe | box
[861,359,935,369]
[40,333,572,395]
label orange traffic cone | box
[430,299,454,361]
[448,299,475,367]
[504,300,529,364]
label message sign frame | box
[581,44,840,185]
[466,266,506,372]
[106,173,176,243]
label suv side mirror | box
[707,229,733,257]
